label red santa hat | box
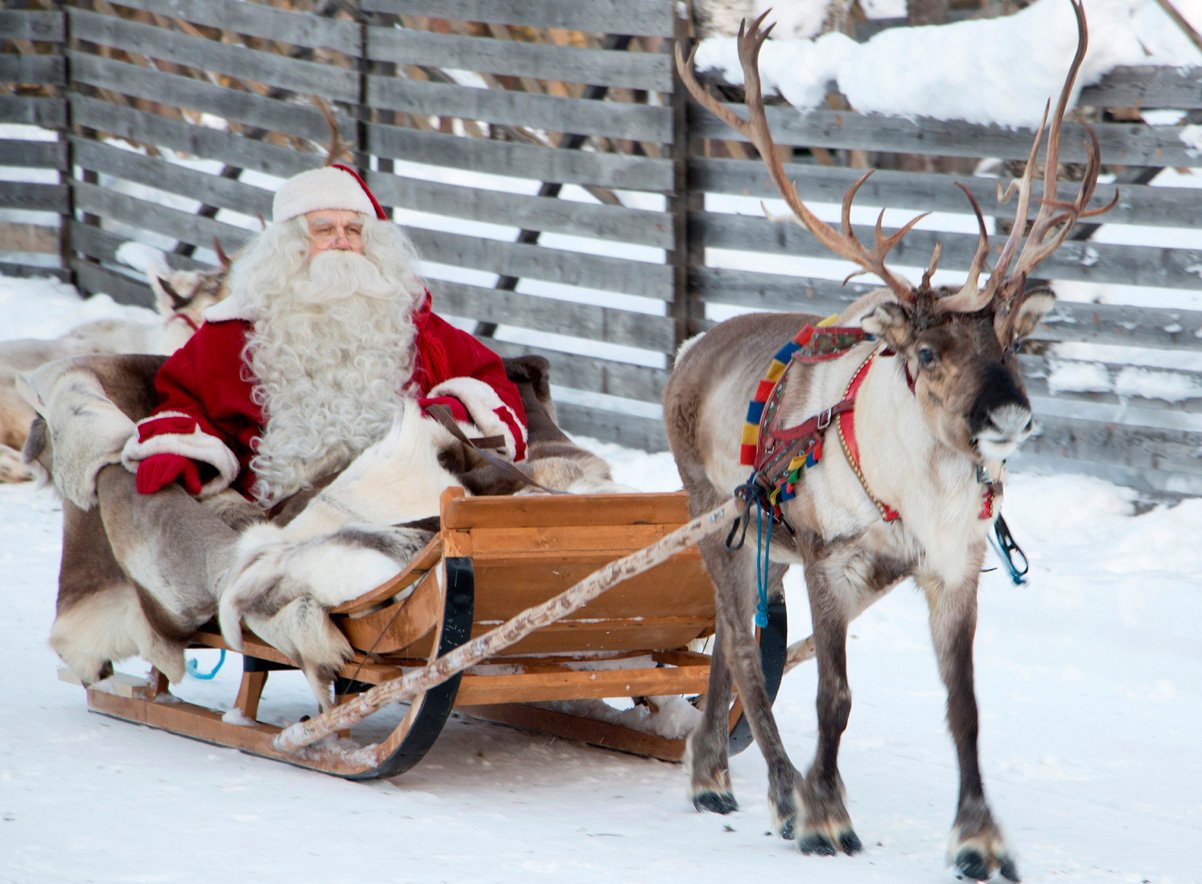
[272,163,387,223]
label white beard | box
[244,248,421,507]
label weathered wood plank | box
[367,27,672,92]
[69,220,216,275]
[1023,360,1202,415]
[0,55,64,85]
[0,10,63,42]
[366,171,673,249]
[432,279,675,350]
[691,157,1197,230]
[70,137,274,222]
[72,181,251,254]
[71,258,154,307]
[0,95,65,128]
[367,121,674,191]
[1025,409,1202,475]
[688,103,1202,168]
[555,402,668,452]
[361,0,677,36]
[67,52,358,152]
[1037,301,1202,352]
[693,212,1202,292]
[70,96,324,181]
[0,220,58,253]
[0,181,68,213]
[406,226,673,300]
[0,259,66,281]
[0,139,65,169]
[483,339,667,402]
[1081,65,1202,110]
[68,9,359,103]
[365,74,672,143]
[101,0,360,55]
[1012,450,1202,497]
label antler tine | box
[921,241,943,290]
[989,0,1117,323]
[938,183,993,312]
[212,236,232,271]
[311,95,350,166]
[674,14,917,302]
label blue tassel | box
[186,649,226,680]
[754,503,771,628]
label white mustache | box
[293,250,396,304]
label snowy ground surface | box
[1,277,1200,884]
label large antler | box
[981,0,1117,323]
[675,14,924,303]
[312,96,351,166]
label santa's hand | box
[136,453,202,495]
[418,395,469,423]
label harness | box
[735,321,996,534]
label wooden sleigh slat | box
[82,487,788,777]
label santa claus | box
[122,164,527,509]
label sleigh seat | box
[82,486,787,779]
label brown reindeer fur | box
[449,355,634,496]
[22,353,260,686]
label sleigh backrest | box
[440,487,714,655]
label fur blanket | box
[24,352,632,712]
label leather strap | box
[424,403,561,495]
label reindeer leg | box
[796,557,862,856]
[921,574,1018,883]
[698,538,801,837]
[684,619,735,813]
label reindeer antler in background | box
[311,95,352,166]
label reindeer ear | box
[1003,288,1056,341]
[861,302,914,350]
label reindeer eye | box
[917,346,938,368]
[1009,338,1025,355]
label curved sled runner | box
[82,487,787,779]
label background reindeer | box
[665,2,1111,880]
[0,257,229,483]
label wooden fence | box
[2,0,1201,496]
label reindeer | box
[665,3,1112,880]
[0,256,229,483]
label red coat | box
[122,293,526,499]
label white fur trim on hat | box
[425,376,526,462]
[122,411,241,498]
[272,167,376,223]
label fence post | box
[667,3,696,355]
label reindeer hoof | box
[693,791,738,814]
[798,833,837,856]
[955,847,1017,881]
[839,830,863,855]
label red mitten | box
[418,395,470,423]
[136,453,202,495]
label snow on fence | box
[1,0,1200,495]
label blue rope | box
[186,649,226,680]
[754,501,771,628]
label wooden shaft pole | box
[274,498,740,754]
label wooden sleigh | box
[82,486,787,779]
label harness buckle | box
[816,408,833,431]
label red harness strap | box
[171,312,201,333]
[836,351,901,522]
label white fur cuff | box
[122,412,240,498]
[426,376,526,461]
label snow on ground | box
[1,277,1200,884]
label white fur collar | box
[202,294,257,324]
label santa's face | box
[304,209,365,259]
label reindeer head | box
[676,0,1114,464]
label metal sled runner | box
[82,487,786,779]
